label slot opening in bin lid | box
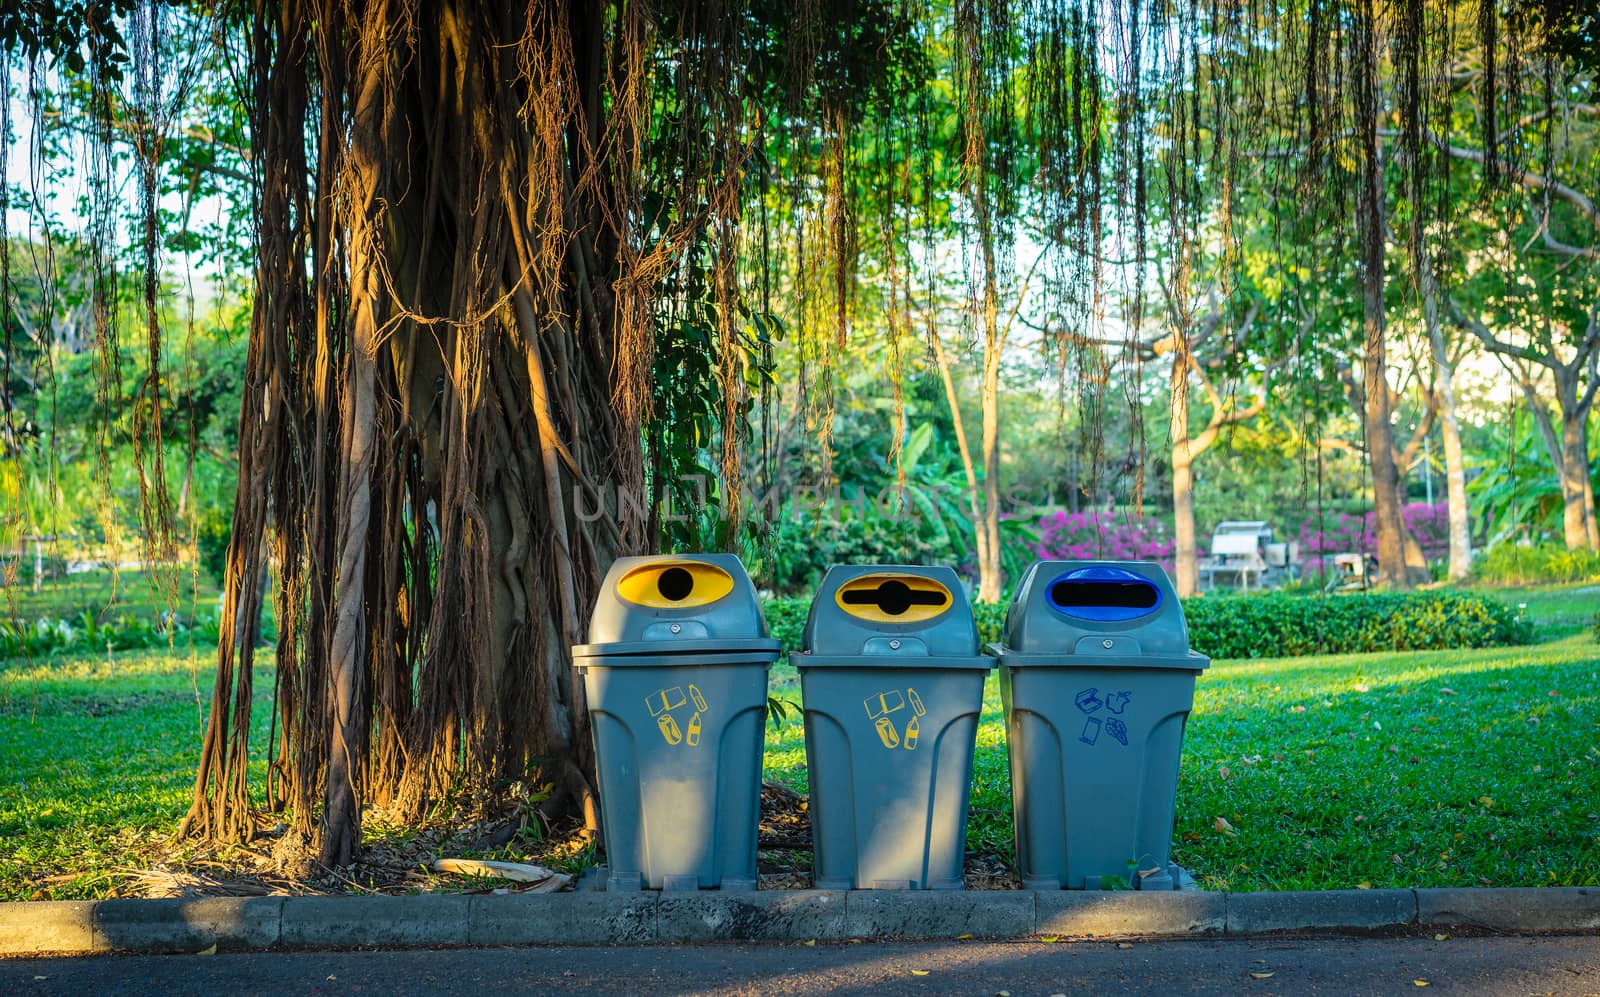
[833,572,953,624]
[1047,566,1162,622]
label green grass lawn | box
[765,604,1600,891]
[1471,580,1600,640]
[1,565,220,623]
[0,647,269,901]
[2,584,1597,900]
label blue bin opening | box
[1047,566,1162,622]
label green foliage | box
[1472,542,1600,587]
[0,1,136,78]
[760,594,810,655]
[193,506,232,587]
[0,609,223,658]
[766,589,1530,659]
[973,598,1007,647]
[756,421,996,595]
[1466,411,1569,548]
[1183,592,1532,660]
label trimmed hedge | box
[762,589,1531,660]
[1178,591,1532,659]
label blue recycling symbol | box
[1075,687,1132,747]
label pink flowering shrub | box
[1031,510,1177,572]
[1297,502,1449,572]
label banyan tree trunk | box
[182,0,662,864]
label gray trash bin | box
[793,565,993,890]
[992,561,1209,891]
[572,554,780,892]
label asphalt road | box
[4,935,1599,995]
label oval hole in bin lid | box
[1047,565,1162,622]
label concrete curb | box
[2,887,1596,957]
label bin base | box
[1023,862,1198,892]
[586,866,759,893]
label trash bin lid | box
[794,565,990,667]
[993,560,1207,670]
[573,553,781,660]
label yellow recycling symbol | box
[863,687,926,750]
[645,684,708,747]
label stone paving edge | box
[2,887,1598,956]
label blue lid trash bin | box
[793,565,994,890]
[991,561,1209,891]
[571,554,781,892]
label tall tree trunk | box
[1418,265,1472,580]
[184,0,676,857]
[1557,397,1598,551]
[978,316,1003,604]
[929,329,992,596]
[1355,0,1409,589]
[1171,435,1198,596]
[1170,354,1198,597]
[319,0,393,867]
[1510,370,1596,551]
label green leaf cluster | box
[1473,543,1600,587]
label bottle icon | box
[904,688,927,750]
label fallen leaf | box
[996,990,1011,995]
[1214,816,1237,835]
[196,943,217,956]
[1354,683,1371,693]
[958,933,973,940]
[801,939,816,947]
[1413,980,1430,987]
[1250,972,1275,979]
[1478,796,1494,809]
[1039,936,1059,943]
[1290,705,1307,713]
[1439,688,1457,696]
[910,969,930,976]
[1433,933,1451,941]
[1357,881,1372,889]
[327,977,337,982]
[1219,766,1232,780]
